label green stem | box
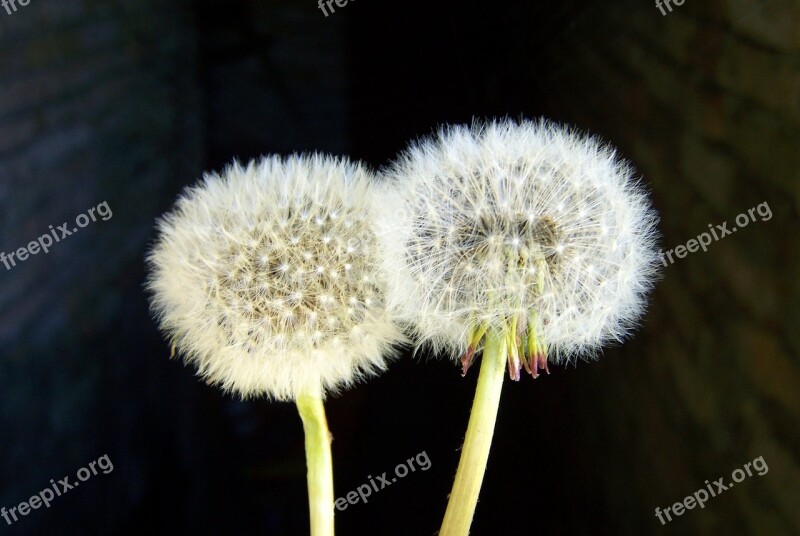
[296,389,335,536]
[440,330,507,536]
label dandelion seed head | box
[378,119,660,367]
[147,155,403,400]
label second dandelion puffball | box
[379,119,660,378]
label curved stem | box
[296,389,335,536]
[440,330,507,536]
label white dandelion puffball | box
[147,155,403,400]
[378,119,659,379]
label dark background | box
[1,0,798,535]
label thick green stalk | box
[440,330,507,536]
[296,390,335,536]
